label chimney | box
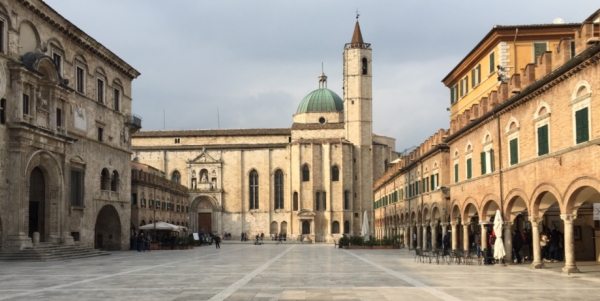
[554,38,573,69]
[535,51,553,79]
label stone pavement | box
[0,244,599,301]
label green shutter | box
[450,87,454,104]
[466,158,472,179]
[489,149,495,172]
[430,175,434,191]
[465,76,469,93]
[480,151,487,175]
[510,139,519,165]
[471,69,476,87]
[575,108,589,144]
[454,163,458,183]
[477,65,481,85]
[490,52,495,74]
[537,125,549,156]
[534,42,548,61]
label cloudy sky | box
[45,0,599,151]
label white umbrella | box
[139,221,185,232]
[362,211,370,242]
[493,210,506,262]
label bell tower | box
[343,15,373,234]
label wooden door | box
[198,213,212,233]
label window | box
[76,66,85,93]
[70,170,84,206]
[344,220,350,234]
[450,84,458,104]
[100,168,110,190]
[149,199,154,208]
[302,164,310,182]
[537,125,549,156]
[56,108,62,127]
[509,138,519,165]
[98,127,104,142]
[171,170,181,184]
[186,206,189,213]
[131,193,137,205]
[111,171,119,192]
[570,41,576,58]
[459,76,469,97]
[489,52,495,74]
[113,88,120,111]
[331,166,339,181]
[332,221,340,234]
[156,200,160,208]
[344,190,350,210]
[274,169,284,209]
[177,205,181,212]
[249,170,259,209]
[23,94,30,115]
[315,192,320,211]
[0,98,5,124]
[471,64,481,87]
[97,79,104,103]
[322,192,326,210]
[533,42,548,62]
[174,138,180,144]
[52,52,62,74]
[575,108,589,144]
[293,192,298,211]
[466,158,472,179]
[361,58,368,75]
[454,163,458,183]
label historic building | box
[375,9,600,272]
[132,19,397,243]
[130,160,190,234]
[0,0,140,251]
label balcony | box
[126,114,142,129]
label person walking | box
[277,233,283,245]
[131,231,137,251]
[443,231,450,255]
[146,233,152,252]
[214,236,221,249]
[512,230,523,263]
[137,232,144,252]
[475,231,482,258]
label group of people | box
[540,228,564,262]
[130,231,152,252]
[222,232,232,240]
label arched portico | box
[94,205,122,251]
[190,195,221,234]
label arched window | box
[331,166,339,181]
[249,170,259,209]
[100,168,110,190]
[293,192,298,211]
[274,170,284,209]
[344,190,350,210]
[302,164,310,182]
[302,220,310,234]
[322,192,327,211]
[110,170,119,192]
[362,58,368,75]
[171,170,181,184]
[343,220,350,234]
[332,221,340,234]
[140,220,146,226]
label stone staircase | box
[0,243,110,261]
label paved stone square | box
[1,244,599,300]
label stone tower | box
[343,17,374,233]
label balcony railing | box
[126,114,142,128]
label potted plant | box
[340,236,350,249]
[349,235,364,249]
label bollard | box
[33,232,40,247]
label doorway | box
[94,205,122,250]
[198,212,212,233]
[302,220,310,234]
[29,167,46,241]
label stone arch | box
[465,141,473,153]
[110,170,120,192]
[504,188,530,220]
[332,221,340,234]
[190,195,220,234]
[462,198,479,221]
[571,80,592,99]
[410,211,417,224]
[534,101,551,119]
[482,130,493,144]
[100,168,110,191]
[24,150,63,244]
[505,116,520,133]
[431,204,442,222]
[480,194,501,222]
[422,205,430,223]
[530,183,563,216]
[94,205,122,251]
[270,221,278,235]
[301,164,310,181]
[450,203,461,222]
[170,170,181,184]
[36,57,60,84]
[563,176,600,213]
[18,20,40,55]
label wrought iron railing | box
[126,114,142,128]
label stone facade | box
[0,0,140,251]
[374,11,600,271]
[132,20,397,243]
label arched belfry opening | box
[361,58,368,75]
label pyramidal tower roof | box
[351,20,364,45]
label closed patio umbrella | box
[493,210,505,263]
[362,211,370,242]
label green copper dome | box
[296,88,344,114]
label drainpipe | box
[495,113,505,217]
[513,28,519,76]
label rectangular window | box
[23,94,30,115]
[464,76,469,95]
[454,163,458,183]
[131,193,137,205]
[430,175,434,191]
[450,84,458,104]
[70,170,84,206]
[489,52,495,74]
[575,107,589,144]
[459,79,464,97]
[149,199,154,208]
[156,201,160,208]
[466,158,472,179]
[533,42,548,62]
[0,98,5,124]
[537,125,549,156]
[56,108,62,127]
[471,65,480,87]
[186,206,189,213]
[76,66,84,93]
[114,88,120,111]
[480,151,487,175]
[53,53,62,74]
[97,79,104,103]
[509,138,519,165]
[98,127,103,142]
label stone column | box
[481,224,488,251]
[530,216,544,269]
[561,214,579,274]
[416,223,422,249]
[504,221,513,264]
[431,221,438,249]
[403,226,408,248]
[422,223,428,250]
[441,223,448,239]
[408,224,413,250]
[463,224,470,251]
[451,222,457,250]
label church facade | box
[132,20,397,242]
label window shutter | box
[537,125,549,156]
[489,52,495,74]
[477,65,481,85]
[489,149,495,172]
[460,80,463,97]
[510,139,519,165]
[465,76,469,93]
[466,158,472,179]
[471,69,476,87]
[430,175,434,190]
[480,152,486,175]
[454,163,458,183]
[575,108,589,144]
